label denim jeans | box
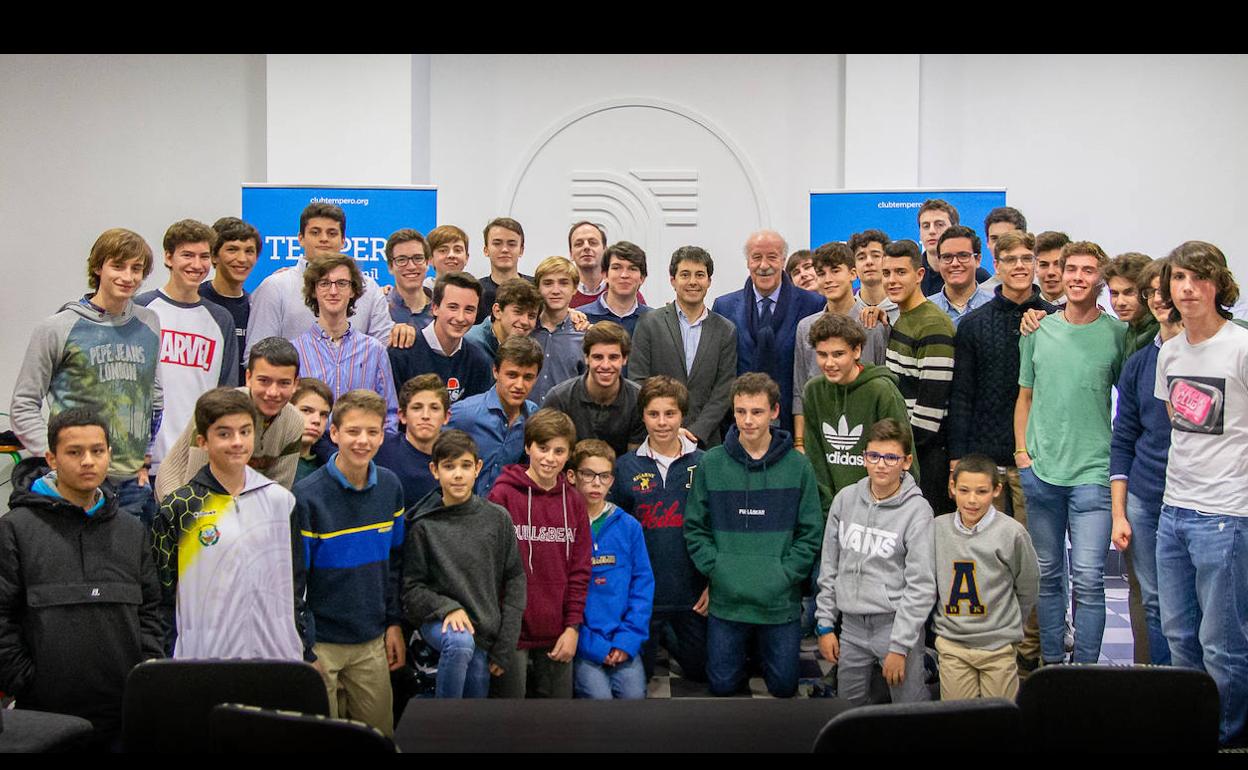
[573,655,646,699]
[1157,505,1248,746]
[642,610,708,682]
[706,615,802,698]
[1125,492,1170,665]
[1019,468,1111,664]
[420,621,490,699]
[114,476,156,527]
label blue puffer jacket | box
[576,503,655,663]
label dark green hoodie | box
[401,491,527,667]
[802,364,917,514]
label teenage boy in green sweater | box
[684,373,823,697]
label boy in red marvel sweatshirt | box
[487,407,592,698]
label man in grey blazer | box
[629,246,737,447]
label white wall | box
[0,54,266,413]
[918,54,1248,275]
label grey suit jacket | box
[629,302,738,447]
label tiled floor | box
[646,574,1138,699]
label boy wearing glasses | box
[926,225,993,329]
[385,229,434,329]
[568,439,654,699]
[815,418,935,705]
[291,254,399,431]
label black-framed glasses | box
[575,469,614,485]
[864,451,905,466]
[937,252,977,265]
[392,255,427,268]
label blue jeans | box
[706,615,801,698]
[573,655,646,699]
[1157,505,1248,746]
[1019,468,1111,664]
[1126,492,1170,665]
[420,621,490,699]
[114,476,156,527]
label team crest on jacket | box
[198,523,220,547]
[632,472,656,492]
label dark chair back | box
[812,698,1021,753]
[122,659,329,753]
[209,704,395,753]
[1016,665,1220,753]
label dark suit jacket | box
[629,302,738,447]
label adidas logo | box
[826,450,865,466]
[822,416,863,450]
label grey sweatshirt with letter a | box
[816,474,936,655]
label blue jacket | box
[446,386,538,496]
[1110,339,1170,508]
[712,273,825,431]
[577,504,655,663]
[611,448,705,613]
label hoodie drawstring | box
[562,486,570,561]
[526,488,534,572]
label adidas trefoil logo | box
[822,416,863,450]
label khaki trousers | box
[936,636,1019,701]
[996,466,1042,662]
[315,635,394,736]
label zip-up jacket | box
[487,464,592,649]
[0,476,163,738]
[683,427,824,625]
[578,503,655,663]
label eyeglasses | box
[392,255,427,268]
[864,451,905,467]
[937,252,977,265]
[575,469,614,485]
[316,279,352,291]
[997,255,1035,267]
[1140,287,1162,301]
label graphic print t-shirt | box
[1155,321,1248,516]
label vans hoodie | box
[815,473,936,655]
[683,426,824,625]
[487,464,592,649]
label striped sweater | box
[886,300,956,451]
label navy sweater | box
[294,457,406,647]
[1110,340,1170,508]
[388,335,494,404]
[611,449,706,614]
[374,430,437,512]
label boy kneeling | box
[935,455,1038,700]
[402,430,526,698]
[815,418,935,704]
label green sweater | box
[683,427,824,625]
[802,364,916,514]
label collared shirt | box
[751,283,783,318]
[675,304,709,375]
[446,386,539,495]
[324,453,379,491]
[953,505,997,535]
[421,321,463,357]
[388,288,433,330]
[464,317,500,360]
[635,434,699,485]
[582,294,651,338]
[540,375,645,457]
[245,257,395,357]
[530,313,585,404]
[292,323,399,432]
[927,286,994,329]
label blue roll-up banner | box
[240,184,438,292]
[810,189,1007,273]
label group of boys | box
[3,197,1247,749]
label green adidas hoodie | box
[802,364,917,514]
[683,426,824,625]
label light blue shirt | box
[927,286,993,329]
[530,314,585,404]
[446,386,538,495]
[751,284,782,319]
[676,304,708,374]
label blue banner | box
[810,189,1007,274]
[240,185,438,292]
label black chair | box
[122,659,329,753]
[209,704,395,753]
[1017,665,1220,752]
[812,698,1022,753]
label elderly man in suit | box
[711,230,826,434]
[629,246,737,447]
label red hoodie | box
[487,464,592,649]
